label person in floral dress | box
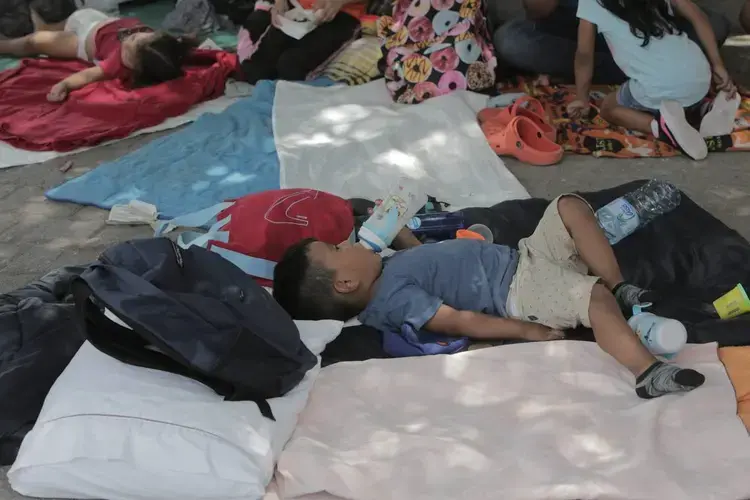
[378,0,497,104]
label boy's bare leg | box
[0,31,78,58]
[589,282,705,398]
[588,283,655,376]
[556,195,654,311]
[556,195,623,288]
[557,196,705,398]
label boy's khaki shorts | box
[506,194,600,329]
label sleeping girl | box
[0,1,197,102]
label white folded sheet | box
[273,80,530,211]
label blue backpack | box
[72,237,317,420]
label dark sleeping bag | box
[327,179,750,364]
[461,180,750,345]
[0,266,86,465]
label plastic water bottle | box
[596,180,681,245]
[358,178,427,252]
[627,303,687,358]
[406,212,465,242]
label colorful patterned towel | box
[317,36,382,86]
[499,80,750,158]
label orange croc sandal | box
[481,115,563,166]
[477,96,556,143]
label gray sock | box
[635,361,705,399]
[612,282,646,314]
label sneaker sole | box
[699,90,740,138]
[659,100,708,160]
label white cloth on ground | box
[273,80,530,211]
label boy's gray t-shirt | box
[358,239,519,334]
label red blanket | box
[0,50,238,152]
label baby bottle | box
[406,212,465,242]
[358,177,427,252]
[627,303,687,358]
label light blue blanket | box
[46,81,279,220]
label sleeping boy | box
[273,194,705,399]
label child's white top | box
[577,0,711,109]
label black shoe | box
[656,100,708,161]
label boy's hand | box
[566,98,590,120]
[47,82,69,102]
[392,226,422,250]
[712,65,737,97]
[522,323,565,342]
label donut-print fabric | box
[377,0,496,104]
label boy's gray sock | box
[612,282,650,314]
[635,361,705,399]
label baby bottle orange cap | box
[456,229,485,241]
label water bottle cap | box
[631,302,653,316]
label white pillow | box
[8,320,344,500]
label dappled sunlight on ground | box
[274,342,750,499]
[276,97,489,190]
[0,189,151,283]
[273,343,656,499]
[272,84,533,215]
[0,132,161,292]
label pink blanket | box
[269,341,750,500]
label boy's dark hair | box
[597,0,682,47]
[273,238,362,321]
[133,32,198,87]
[29,0,76,25]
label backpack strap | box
[154,202,276,281]
[207,243,276,281]
[71,277,276,420]
[154,202,235,237]
[177,228,230,250]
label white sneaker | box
[699,90,740,138]
[657,100,708,161]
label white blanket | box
[0,95,242,169]
[272,342,750,500]
[273,81,529,210]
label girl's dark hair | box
[133,32,198,87]
[596,0,682,47]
